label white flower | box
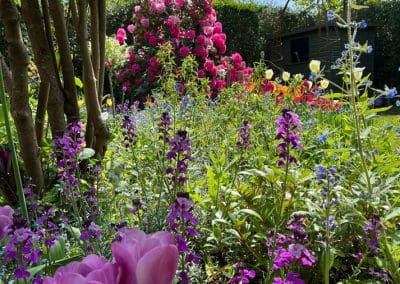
[353,67,365,81]
[309,60,321,73]
[282,71,290,82]
[265,69,274,80]
[320,79,330,89]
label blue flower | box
[387,87,398,99]
[367,45,373,54]
[396,100,400,107]
[309,72,316,81]
[319,133,328,143]
[360,20,367,29]
[327,10,334,22]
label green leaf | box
[75,77,83,89]
[384,208,400,221]
[79,148,95,160]
[49,238,66,262]
[364,106,392,116]
[322,93,345,99]
[239,208,263,221]
[351,4,368,10]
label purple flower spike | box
[275,109,302,167]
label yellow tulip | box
[265,69,274,80]
[282,71,290,82]
[309,60,321,73]
[320,79,330,89]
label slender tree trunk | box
[0,53,12,95]
[98,0,106,103]
[21,0,66,138]
[0,0,44,191]
[89,0,100,93]
[48,0,80,122]
[35,82,50,149]
[71,0,109,156]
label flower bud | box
[265,69,274,80]
[309,60,321,73]
[282,71,290,82]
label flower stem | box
[0,61,29,222]
[346,0,372,194]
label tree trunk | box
[48,0,80,122]
[98,0,106,103]
[35,82,50,148]
[0,53,12,95]
[0,0,44,191]
[71,0,109,156]
[21,0,66,138]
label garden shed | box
[266,24,376,84]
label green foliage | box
[213,1,262,64]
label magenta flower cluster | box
[267,215,316,283]
[275,109,302,167]
[116,0,252,100]
[44,228,179,284]
[228,262,256,284]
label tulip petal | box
[86,263,118,284]
[112,242,140,284]
[136,245,178,284]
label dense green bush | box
[212,0,261,64]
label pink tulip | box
[112,228,178,284]
[43,254,118,284]
[0,205,14,240]
[116,28,126,45]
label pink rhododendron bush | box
[115,0,252,100]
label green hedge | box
[360,1,400,88]
[212,1,261,64]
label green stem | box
[346,0,372,194]
[324,180,331,284]
[0,61,29,222]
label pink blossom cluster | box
[115,0,252,101]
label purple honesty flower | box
[122,115,137,148]
[167,194,200,283]
[43,254,118,284]
[166,130,192,184]
[228,262,256,284]
[237,121,251,149]
[0,205,14,240]
[275,109,302,167]
[112,228,179,284]
[362,213,386,255]
[158,112,172,142]
[273,272,305,284]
